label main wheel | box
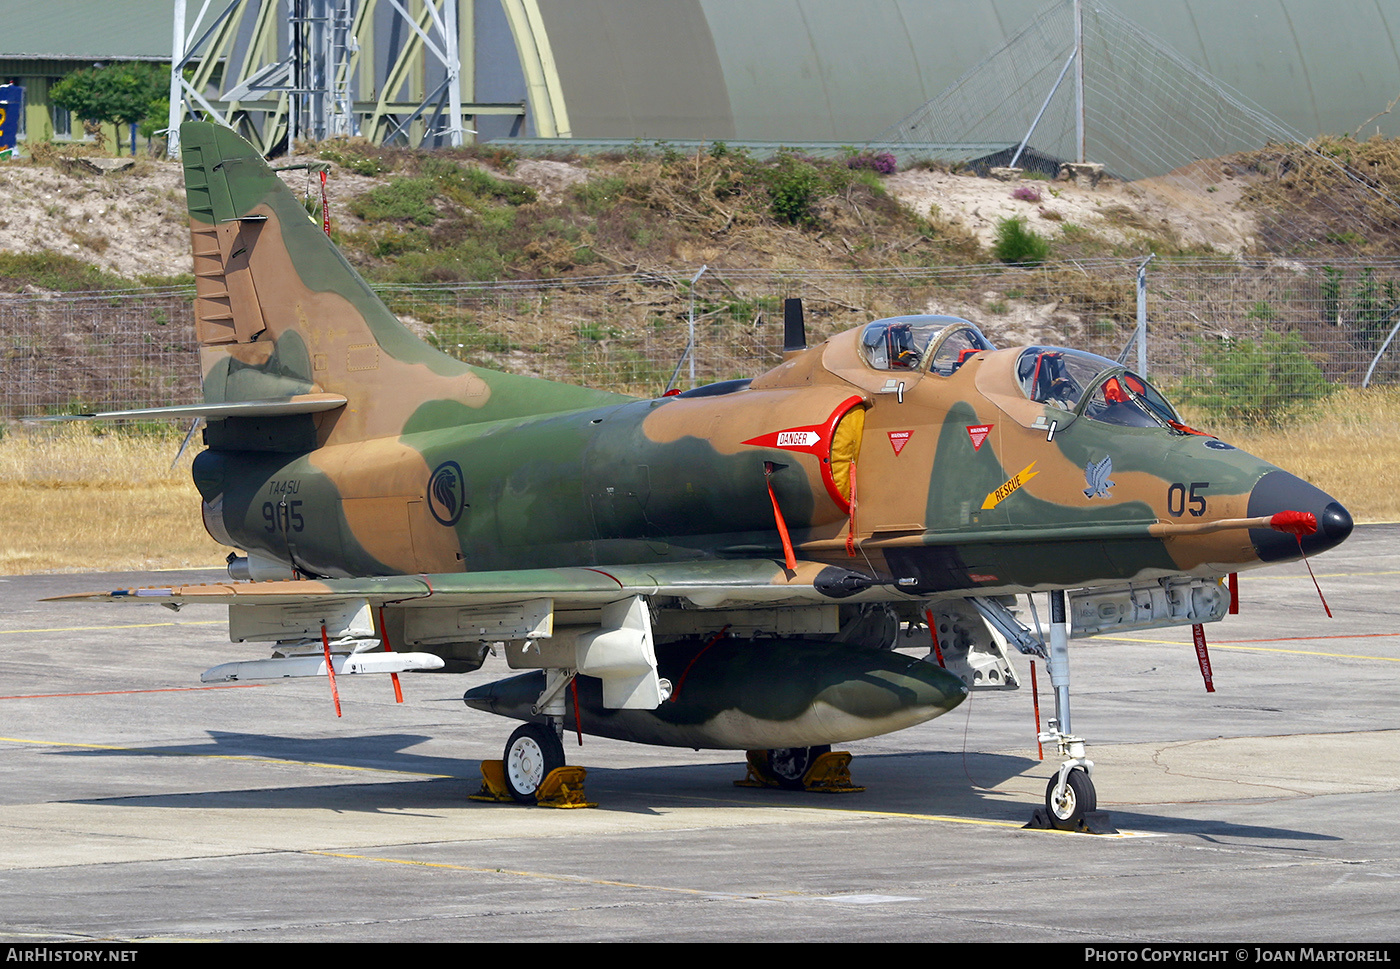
[1045,768,1096,830]
[767,745,831,790]
[503,723,565,804]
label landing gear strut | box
[1029,590,1115,833]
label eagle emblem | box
[1083,455,1115,499]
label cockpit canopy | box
[858,315,994,374]
[1016,346,1182,428]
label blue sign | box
[0,84,23,155]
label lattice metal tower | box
[168,0,528,156]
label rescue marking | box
[966,424,992,451]
[888,430,913,455]
[982,462,1038,509]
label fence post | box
[1136,254,1154,375]
[688,264,707,388]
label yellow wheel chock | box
[471,760,596,808]
[735,749,865,793]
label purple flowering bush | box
[846,152,898,175]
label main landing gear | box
[473,670,593,808]
[766,745,831,790]
[503,722,565,803]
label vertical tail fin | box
[180,122,624,447]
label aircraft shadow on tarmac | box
[51,730,1341,841]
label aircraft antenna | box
[783,298,807,354]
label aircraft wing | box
[46,558,879,611]
[27,394,348,422]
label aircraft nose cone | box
[1247,470,1354,562]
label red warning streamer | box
[1030,659,1043,761]
[319,169,331,237]
[1191,623,1215,693]
[923,608,946,668]
[320,622,343,717]
[670,625,730,703]
[1269,511,1332,618]
[845,460,859,557]
[764,462,798,572]
[376,605,404,703]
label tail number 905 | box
[262,499,305,532]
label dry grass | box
[1182,386,1400,523]
[0,424,226,574]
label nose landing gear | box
[1025,590,1117,834]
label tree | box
[50,62,168,155]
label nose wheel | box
[1045,766,1096,829]
[503,722,565,804]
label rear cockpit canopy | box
[858,315,994,374]
[1016,346,1182,428]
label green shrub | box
[349,177,440,225]
[0,252,129,291]
[1180,331,1336,426]
[573,176,629,215]
[766,156,823,226]
[993,216,1051,265]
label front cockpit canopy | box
[1017,347,1182,428]
[858,315,994,374]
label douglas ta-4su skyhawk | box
[55,122,1352,828]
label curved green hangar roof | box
[527,0,1400,143]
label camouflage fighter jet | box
[53,122,1352,826]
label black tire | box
[766,745,831,790]
[503,723,565,804]
[1045,768,1096,830]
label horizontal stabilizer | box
[201,651,444,682]
[30,393,348,422]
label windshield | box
[1084,371,1182,427]
[1018,347,1181,427]
[928,324,994,375]
[859,316,993,373]
[1017,347,1113,409]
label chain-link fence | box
[3,257,1398,419]
[0,287,202,417]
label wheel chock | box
[734,751,771,788]
[735,750,865,792]
[535,766,595,808]
[803,751,865,793]
[1024,807,1119,834]
[470,761,596,807]
[469,759,514,802]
